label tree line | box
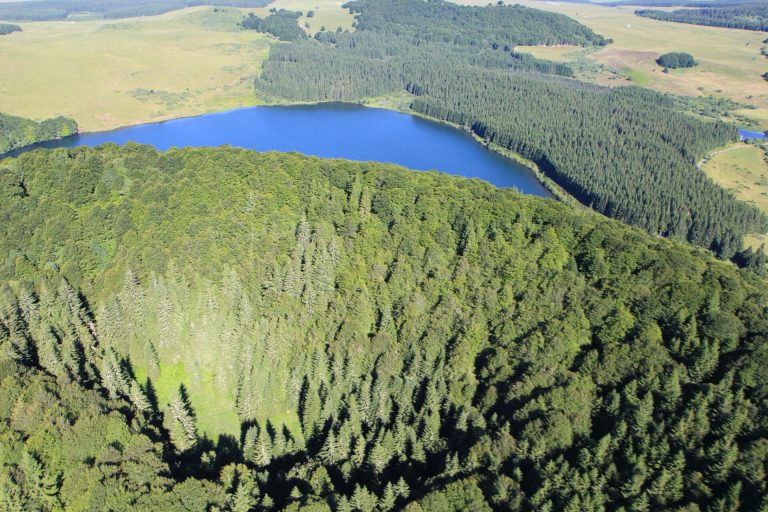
[254,0,768,259]
[0,0,274,21]
[0,112,77,156]
[636,3,768,32]
[0,144,767,510]
[0,23,21,36]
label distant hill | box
[635,2,768,31]
[0,0,274,21]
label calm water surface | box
[12,103,551,196]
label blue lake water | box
[739,128,766,140]
[10,103,551,197]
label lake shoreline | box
[4,102,553,196]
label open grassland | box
[702,143,768,213]
[745,233,768,254]
[459,0,768,129]
[247,0,354,34]
[514,43,583,61]
[0,7,272,131]
[0,0,353,131]
[702,143,768,251]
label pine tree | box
[0,470,25,512]
[19,451,61,511]
[232,480,256,512]
[380,482,397,511]
[128,380,152,413]
[243,425,258,463]
[369,438,391,474]
[165,388,198,453]
[395,477,410,500]
[444,452,460,477]
[254,431,272,467]
[351,484,378,512]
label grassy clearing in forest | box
[701,143,768,252]
[702,144,768,214]
[249,0,355,34]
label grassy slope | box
[703,144,768,214]
[702,143,768,253]
[0,0,353,132]
[248,0,354,34]
[0,6,272,131]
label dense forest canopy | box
[0,23,21,36]
[0,0,274,21]
[636,3,768,31]
[657,52,697,68]
[1,144,767,510]
[254,0,767,259]
[0,113,77,156]
[344,0,608,47]
[242,9,307,41]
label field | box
[515,43,583,61]
[702,143,768,212]
[0,7,272,131]
[8,0,763,132]
[461,0,768,130]
[0,0,354,132]
[249,0,354,34]
[701,143,768,252]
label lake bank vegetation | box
[0,113,77,156]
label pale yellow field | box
[745,233,768,254]
[0,0,354,131]
[0,7,272,131]
[701,143,768,251]
[515,44,583,62]
[248,0,354,34]
[459,0,768,129]
[702,144,768,213]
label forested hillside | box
[636,3,768,31]
[346,0,607,47]
[0,113,77,156]
[254,0,768,259]
[1,145,767,510]
[0,0,274,21]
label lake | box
[10,103,551,197]
[739,128,766,140]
